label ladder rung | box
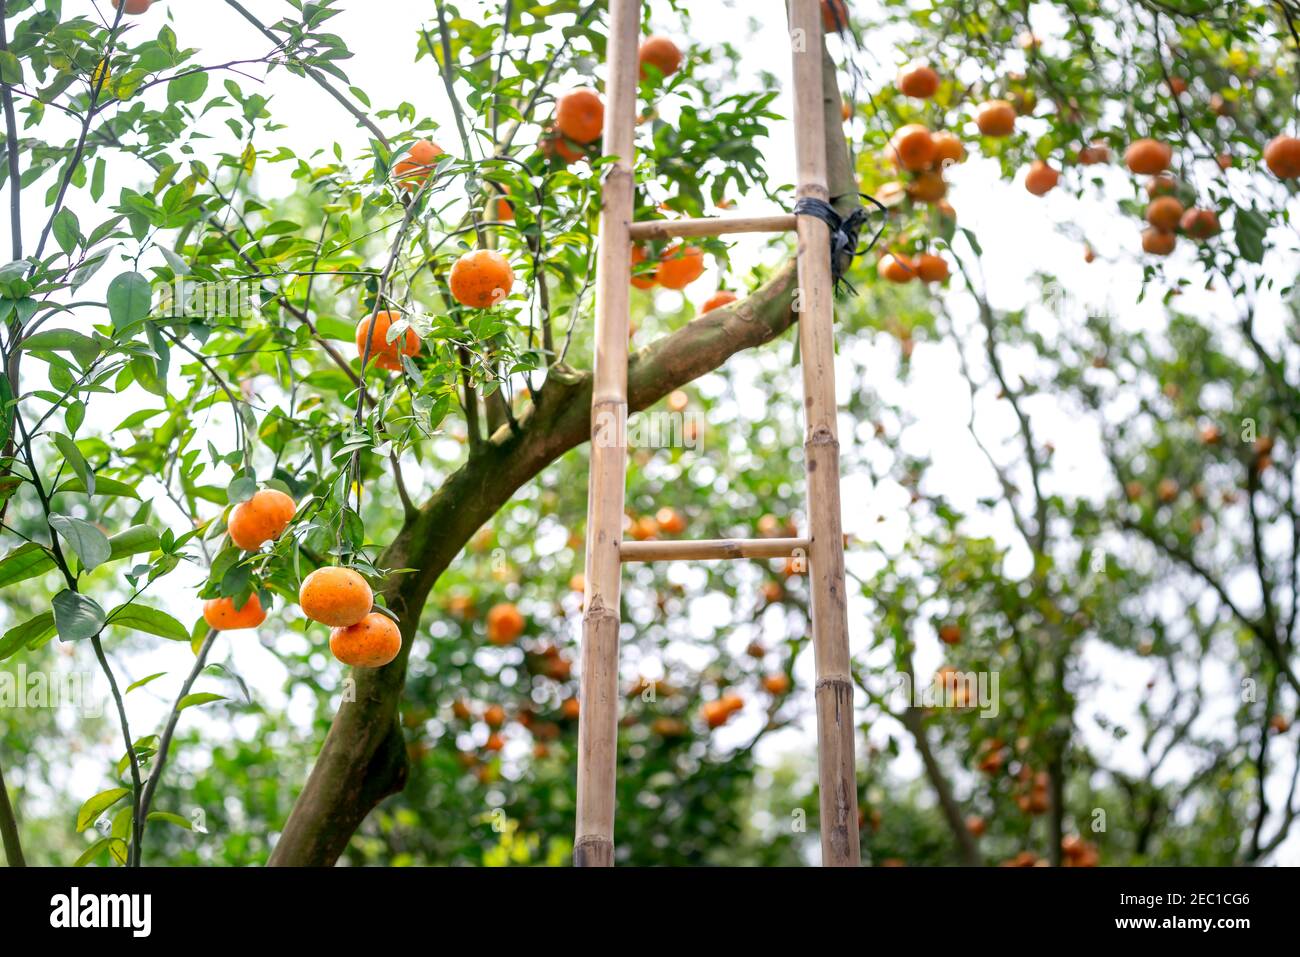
[620,537,809,563]
[628,214,797,242]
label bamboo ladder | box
[576,0,861,867]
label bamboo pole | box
[620,537,810,562]
[789,0,861,867]
[574,0,640,869]
[628,215,797,241]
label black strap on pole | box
[792,193,885,294]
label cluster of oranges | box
[630,242,707,292]
[626,506,686,542]
[701,692,744,729]
[1107,137,1220,258]
[201,489,402,669]
[873,62,993,285]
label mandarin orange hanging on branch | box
[931,131,965,166]
[656,244,705,289]
[1124,138,1173,175]
[1180,207,1221,239]
[449,249,515,308]
[1145,196,1184,232]
[300,566,374,627]
[227,488,297,551]
[555,88,605,145]
[111,0,152,13]
[1264,135,1300,178]
[203,594,267,631]
[486,602,525,646]
[638,36,682,79]
[630,246,657,290]
[896,62,939,99]
[330,612,402,668]
[1024,160,1060,196]
[393,139,444,192]
[889,123,935,171]
[356,310,420,371]
[878,253,916,283]
[975,100,1016,137]
[701,290,738,312]
[1141,227,1177,256]
[821,0,848,32]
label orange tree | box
[1,0,1298,866]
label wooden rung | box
[620,537,810,562]
[628,215,797,241]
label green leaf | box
[106,272,152,331]
[52,208,81,255]
[147,811,192,830]
[55,475,140,499]
[52,589,106,642]
[108,524,161,561]
[73,837,111,867]
[107,602,189,642]
[0,611,56,661]
[167,70,209,104]
[53,432,95,498]
[0,50,22,85]
[76,787,130,832]
[125,671,167,694]
[19,327,99,355]
[177,692,226,711]
[0,542,54,589]
[1235,207,1268,264]
[49,514,110,571]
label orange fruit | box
[931,131,965,166]
[1077,143,1110,165]
[965,815,986,837]
[227,488,296,551]
[701,700,731,728]
[821,0,849,31]
[561,697,580,719]
[915,253,949,283]
[356,310,420,369]
[1168,77,1187,95]
[701,290,738,312]
[493,196,514,221]
[485,732,505,752]
[449,249,514,308]
[569,573,585,594]
[1124,138,1172,175]
[907,170,947,203]
[879,253,916,283]
[1180,207,1220,239]
[975,100,1016,137]
[1264,135,1300,178]
[897,62,939,99]
[1157,477,1179,502]
[540,129,584,165]
[938,623,962,645]
[638,36,682,79]
[655,507,686,535]
[1141,228,1176,256]
[762,673,791,695]
[299,566,373,627]
[112,0,152,13]
[329,612,401,668]
[1083,244,1095,263]
[1024,160,1059,196]
[484,704,506,728]
[203,593,267,631]
[486,602,525,645]
[656,244,705,289]
[1145,174,1178,198]
[889,123,935,172]
[393,139,444,192]
[556,88,604,145]
[841,100,852,122]
[630,246,657,290]
[1216,153,1234,170]
[630,516,659,541]
[666,389,689,413]
[1146,196,1184,231]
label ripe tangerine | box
[449,249,514,308]
[300,566,373,627]
[330,612,402,668]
